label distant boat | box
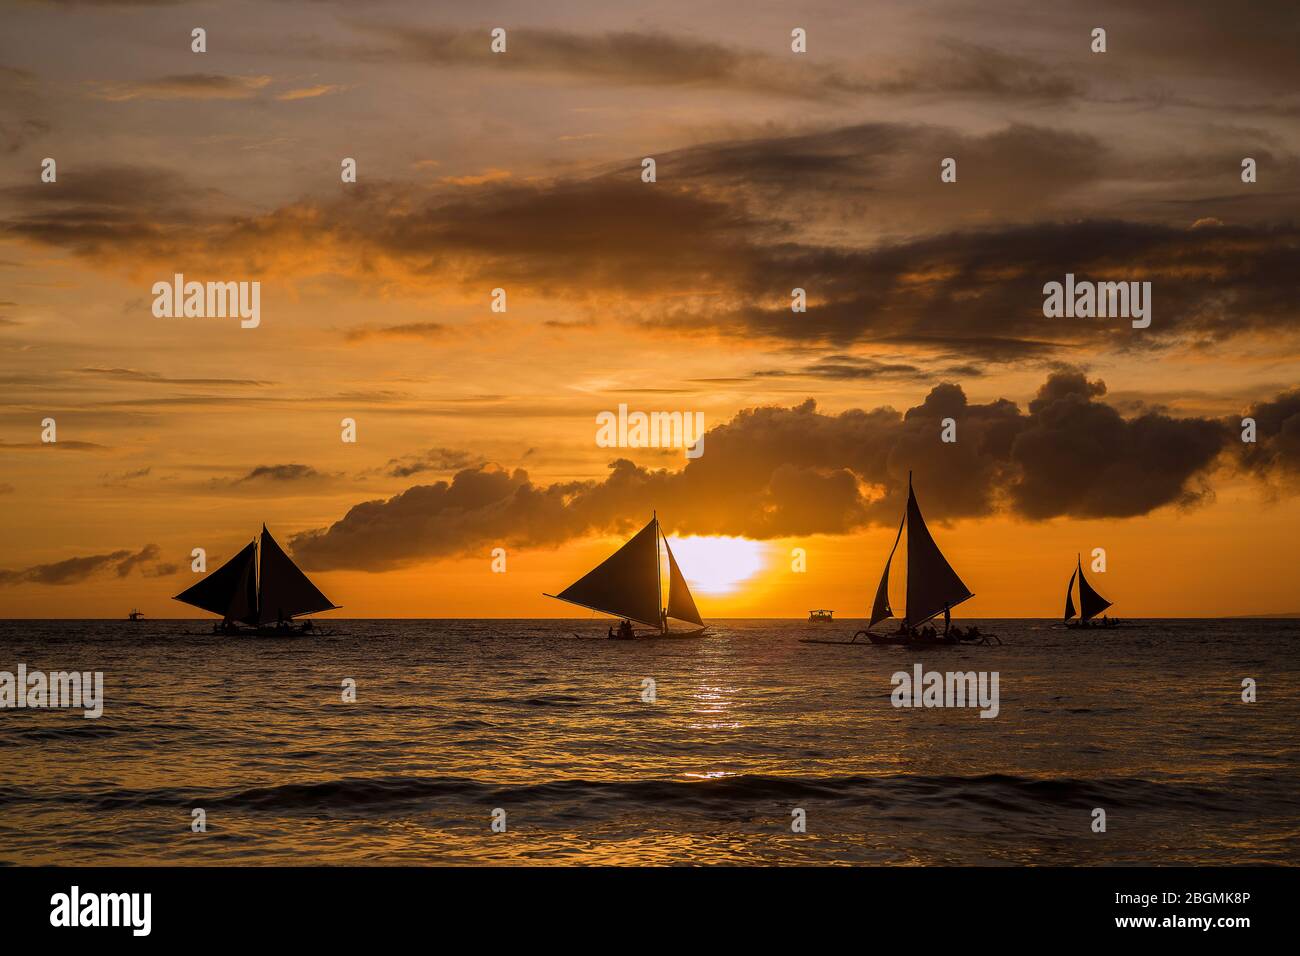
[808,609,834,623]
[1062,554,1119,628]
[802,473,994,646]
[127,608,144,621]
[544,513,707,639]
[173,525,339,637]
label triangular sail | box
[869,513,905,628]
[663,534,703,626]
[903,482,973,625]
[257,526,337,624]
[1064,567,1078,621]
[1076,558,1112,621]
[173,540,258,624]
[553,518,663,628]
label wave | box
[4,771,1293,817]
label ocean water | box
[0,618,1296,866]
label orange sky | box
[2,0,1298,618]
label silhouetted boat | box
[1062,554,1121,628]
[808,609,834,622]
[545,513,707,639]
[801,473,995,646]
[127,608,144,621]
[173,525,339,637]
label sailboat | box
[173,525,339,636]
[1062,554,1119,628]
[802,472,993,646]
[544,513,707,639]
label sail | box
[1076,559,1112,621]
[663,534,703,626]
[903,483,973,625]
[869,513,905,628]
[257,526,337,624]
[554,518,663,628]
[173,540,258,624]
[1063,567,1078,621]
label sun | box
[665,536,768,596]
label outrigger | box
[173,525,340,637]
[545,512,708,639]
[1061,554,1125,628]
[801,473,998,647]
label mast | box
[654,511,663,633]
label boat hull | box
[592,627,709,641]
[211,624,321,638]
[799,629,998,647]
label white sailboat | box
[545,513,707,639]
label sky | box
[1,0,1298,618]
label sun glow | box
[666,536,767,596]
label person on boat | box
[967,625,981,641]
[608,625,616,640]
[950,624,965,641]
[942,603,951,635]
[618,619,634,640]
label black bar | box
[0,866,1287,943]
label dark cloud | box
[0,543,163,586]
[291,370,1264,571]
[235,463,323,483]
[75,367,271,387]
[4,128,1296,363]
[383,447,482,478]
[91,74,272,102]
[1092,0,1300,91]
[0,440,110,451]
[100,466,151,486]
[345,322,447,344]
[358,27,1081,103]
[0,65,50,155]
[1238,388,1300,482]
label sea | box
[0,618,1296,866]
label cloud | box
[0,65,50,154]
[234,463,324,483]
[0,440,111,451]
[4,125,1296,363]
[1238,388,1300,483]
[382,447,482,478]
[290,370,1261,571]
[0,544,164,586]
[359,26,1081,103]
[344,322,447,344]
[76,367,271,387]
[100,466,151,486]
[90,74,273,102]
